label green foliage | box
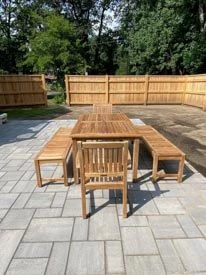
[52,93,66,104]
[1,0,206,76]
[23,13,85,78]
[47,81,64,93]
[118,0,206,75]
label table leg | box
[132,139,139,182]
[72,139,79,184]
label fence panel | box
[108,76,145,104]
[65,74,206,110]
[147,76,185,104]
[66,75,106,105]
[0,75,47,107]
[184,75,206,110]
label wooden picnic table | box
[70,112,142,184]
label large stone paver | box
[154,198,186,214]
[23,218,74,242]
[128,190,159,215]
[34,208,62,218]
[0,193,19,209]
[0,230,24,275]
[46,242,70,275]
[66,242,105,275]
[6,258,48,275]
[125,255,166,275]
[121,227,158,255]
[1,119,206,275]
[89,206,120,240]
[157,239,185,274]
[173,239,206,272]
[177,215,203,237]
[72,217,89,240]
[148,216,186,238]
[25,193,55,208]
[106,241,125,274]
[14,242,52,258]
[0,209,34,229]
[62,199,83,217]
[0,171,25,181]
[11,180,36,193]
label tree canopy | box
[0,0,206,77]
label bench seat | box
[34,127,73,187]
[135,125,185,182]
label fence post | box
[144,74,149,105]
[105,75,109,103]
[65,75,70,106]
[41,74,47,106]
[203,90,206,111]
[182,75,187,106]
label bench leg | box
[34,160,42,187]
[152,154,158,183]
[63,160,68,186]
[132,139,139,182]
[177,155,185,183]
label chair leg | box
[132,139,139,181]
[72,140,79,184]
[81,185,87,219]
[63,159,68,186]
[152,154,158,183]
[34,159,42,187]
[123,186,127,218]
[177,155,185,183]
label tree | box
[24,13,84,79]
[118,0,206,74]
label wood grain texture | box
[134,125,185,182]
[78,141,128,218]
[34,127,73,187]
[71,113,142,184]
[65,74,206,110]
[0,75,47,107]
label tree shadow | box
[0,118,77,147]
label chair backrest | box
[92,104,113,114]
[78,141,128,184]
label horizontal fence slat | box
[109,80,145,83]
[69,91,105,94]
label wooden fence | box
[0,75,47,107]
[65,75,206,110]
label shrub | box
[52,93,65,104]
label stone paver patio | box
[0,119,206,275]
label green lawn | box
[2,102,70,120]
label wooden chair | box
[78,141,128,218]
[34,128,73,187]
[93,104,113,114]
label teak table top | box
[70,113,142,139]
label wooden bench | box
[135,125,185,182]
[34,127,73,187]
